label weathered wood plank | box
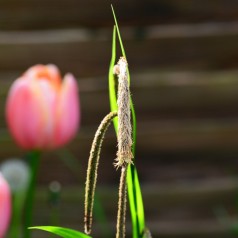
[2,70,238,128]
[146,220,235,238]
[34,178,238,208]
[1,24,238,77]
[2,118,238,159]
[2,106,238,185]
[0,0,238,30]
[0,29,159,77]
[2,71,238,159]
[31,180,238,238]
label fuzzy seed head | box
[114,57,133,168]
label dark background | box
[1,0,238,237]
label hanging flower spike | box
[6,64,80,150]
[0,172,11,238]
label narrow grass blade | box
[126,165,139,238]
[111,5,126,65]
[29,226,91,238]
[134,169,145,233]
[108,25,118,130]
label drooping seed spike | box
[84,111,118,234]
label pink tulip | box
[6,64,80,150]
[0,173,11,238]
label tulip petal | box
[6,78,57,149]
[6,78,36,149]
[24,64,61,88]
[54,74,80,147]
[32,79,58,148]
[0,173,11,238]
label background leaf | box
[29,226,92,238]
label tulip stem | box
[8,192,24,238]
[24,150,41,238]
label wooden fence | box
[1,1,238,237]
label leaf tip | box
[111,4,114,11]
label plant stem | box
[24,151,41,238]
[7,194,18,238]
[116,165,128,238]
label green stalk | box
[24,151,41,238]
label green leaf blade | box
[29,226,91,238]
[111,5,126,58]
[127,165,139,238]
[111,5,131,85]
[134,169,145,234]
[108,25,118,130]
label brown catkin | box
[114,57,133,168]
[114,57,134,238]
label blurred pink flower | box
[6,64,80,150]
[0,173,11,238]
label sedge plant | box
[30,6,150,238]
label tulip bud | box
[6,64,80,150]
[0,172,11,238]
